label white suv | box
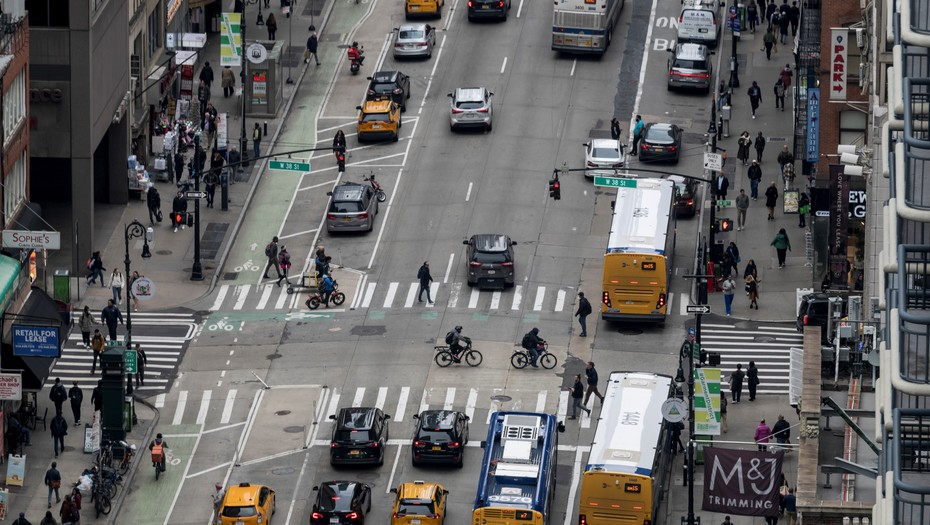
[448,87,493,132]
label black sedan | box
[310,481,372,525]
[669,175,699,217]
[411,410,469,467]
[638,123,683,164]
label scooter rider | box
[149,433,169,472]
[522,328,546,368]
[448,326,471,362]
[347,42,364,65]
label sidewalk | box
[709,27,813,323]
[42,0,338,314]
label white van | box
[677,2,720,47]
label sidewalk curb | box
[107,397,159,525]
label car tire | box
[450,123,456,132]
[606,27,612,48]
[405,9,411,19]
[466,279,474,287]
[437,7,442,18]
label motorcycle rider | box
[448,326,471,362]
[347,42,364,65]
[149,433,169,472]
[522,328,546,368]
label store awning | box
[188,0,217,9]
[0,254,20,314]
[1,287,65,391]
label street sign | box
[2,230,61,250]
[704,152,723,171]
[593,176,637,189]
[686,304,712,314]
[124,349,138,374]
[269,160,311,172]
[185,191,207,199]
[715,199,733,208]
[661,398,688,423]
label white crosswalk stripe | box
[209,281,578,313]
[699,321,803,395]
[50,312,196,392]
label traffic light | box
[719,217,733,232]
[337,151,346,173]
[549,179,561,200]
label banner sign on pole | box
[806,88,820,162]
[12,325,61,357]
[0,374,22,401]
[220,13,242,67]
[830,28,848,100]
[828,164,850,289]
[693,367,721,436]
[703,447,785,517]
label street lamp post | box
[123,220,152,351]
[728,0,741,89]
[241,0,261,170]
[286,1,296,84]
[191,133,204,281]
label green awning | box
[0,254,21,313]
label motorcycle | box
[364,172,387,203]
[348,45,365,75]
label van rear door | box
[678,9,718,46]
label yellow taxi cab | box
[390,481,448,525]
[405,0,442,19]
[356,97,401,143]
[216,482,276,525]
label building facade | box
[0,4,30,231]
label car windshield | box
[474,251,508,264]
[673,59,705,69]
[319,485,356,512]
[645,127,675,143]
[455,100,484,110]
[399,30,424,39]
[222,506,258,518]
[397,501,435,516]
[592,147,620,159]
[362,112,391,122]
[417,429,454,443]
[330,201,363,213]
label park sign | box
[12,325,61,357]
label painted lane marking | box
[172,391,188,426]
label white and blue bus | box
[552,0,625,55]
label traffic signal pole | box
[191,134,204,281]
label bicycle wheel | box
[155,463,161,481]
[306,297,320,310]
[118,457,131,475]
[465,350,483,367]
[434,351,454,368]
[99,494,112,515]
[540,353,558,370]
[510,352,528,369]
[106,481,118,499]
[332,292,346,305]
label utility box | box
[101,349,126,442]
[53,269,70,302]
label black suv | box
[463,234,517,289]
[796,293,844,343]
[411,410,470,467]
[329,407,391,466]
[367,71,411,111]
[467,0,511,21]
[310,481,372,525]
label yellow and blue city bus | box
[473,412,561,525]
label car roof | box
[335,407,379,429]
[226,483,263,505]
[332,183,366,199]
[398,23,429,31]
[589,138,620,149]
[371,70,400,83]
[648,123,676,131]
[454,87,487,102]
[470,234,511,252]
[397,481,443,500]
[418,410,461,430]
[362,99,394,112]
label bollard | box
[221,172,229,211]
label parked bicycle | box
[511,341,557,369]
[116,440,136,475]
[434,341,483,367]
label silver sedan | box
[393,24,436,59]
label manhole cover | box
[283,425,304,433]
[156,250,172,256]
[617,328,644,335]
[490,395,512,402]
[351,325,386,336]
[223,272,238,280]
[755,335,776,343]
[272,467,297,475]
[275,410,292,416]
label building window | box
[25,0,69,27]
[839,110,867,147]
[147,2,162,59]
[3,70,26,147]
[3,150,26,227]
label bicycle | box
[116,440,136,475]
[511,342,557,369]
[96,440,115,468]
[305,279,346,309]
[434,341,483,367]
[89,474,112,517]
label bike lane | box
[116,425,199,525]
[222,3,373,288]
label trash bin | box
[123,395,135,432]
[53,269,70,302]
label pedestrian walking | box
[765,0,778,29]
[13,511,34,525]
[197,79,210,109]
[782,160,796,188]
[305,32,321,65]
[744,259,759,282]
[610,117,621,141]
[721,275,735,316]
[222,65,236,98]
[108,268,124,304]
[746,271,760,309]
[765,182,779,220]
[789,1,800,35]
[50,412,68,457]
[320,273,336,307]
[754,131,766,162]
[730,364,745,402]
[253,123,262,159]
[780,63,793,88]
[199,61,214,91]
[720,392,728,433]
[568,374,590,419]
[78,306,94,348]
[747,361,760,400]
[631,115,644,155]
[781,487,797,525]
[754,418,772,451]
[798,191,810,227]
[715,174,730,204]
[91,384,103,415]
[722,516,734,525]
[85,251,105,287]
[584,361,606,405]
[172,191,188,233]
[774,78,786,110]
[147,185,161,226]
[49,378,67,416]
[717,81,730,111]
[59,495,78,525]
[417,261,434,303]
[748,160,763,200]
[101,299,123,341]
[771,228,792,268]
[135,343,148,387]
[575,292,592,337]
[736,189,750,230]
[173,151,185,184]
[669,420,685,454]
[777,144,794,177]
[763,28,777,60]
[772,414,790,449]
[69,488,82,523]
[277,245,292,287]
[314,245,329,280]
[68,382,83,427]
[726,242,741,275]
[266,12,277,40]
[747,0,759,32]
[778,7,790,44]
[262,236,282,279]
[45,462,62,509]
[39,510,57,525]
[90,330,105,374]
[737,131,752,165]
[747,81,763,118]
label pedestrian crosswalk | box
[48,312,199,392]
[160,385,597,430]
[698,321,803,395]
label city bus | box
[579,372,674,525]
[601,178,676,322]
[473,411,562,525]
[552,0,625,55]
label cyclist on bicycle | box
[521,328,546,368]
[321,273,335,307]
[446,326,471,362]
[149,433,169,472]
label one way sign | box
[185,191,207,199]
[686,304,712,314]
